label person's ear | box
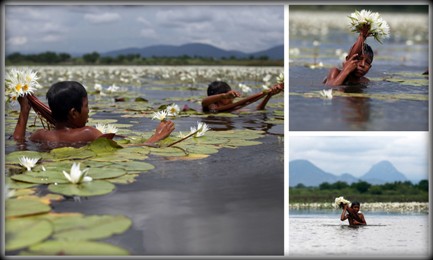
[68,108,79,119]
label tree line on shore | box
[290,180,428,203]
[5,51,283,66]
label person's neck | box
[55,121,78,130]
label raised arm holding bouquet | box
[324,10,390,86]
[335,196,367,225]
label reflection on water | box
[289,210,429,257]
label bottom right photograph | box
[288,134,430,257]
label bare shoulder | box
[29,129,53,142]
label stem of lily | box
[167,129,200,147]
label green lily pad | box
[5,218,53,251]
[50,147,96,160]
[23,240,129,255]
[47,181,116,197]
[87,167,127,180]
[150,147,189,157]
[5,177,38,189]
[6,198,51,217]
[10,169,69,184]
[88,137,123,155]
[106,173,139,184]
[224,139,262,147]
[52,215,132,241]
[110,161,155,173]
[183,144,220,155]
[5,151,49,165]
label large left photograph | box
[3,4,285,256]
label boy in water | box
[324,26,374,86]
[201,81,283,113]
[340,201,367,226]
[13,81,175,147]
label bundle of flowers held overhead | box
[348,9,390,43]
[334,196,351,209]
[4,68,42,103]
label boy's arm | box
[214,91,267,112]
[353,213,367,225]
[340,205,348,221]
[325,54,359,86]
[347,27,369,59]
[201,90,240,110]
[256,83,283,110]
[13,96,31,141]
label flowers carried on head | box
[18,156,40,171]
[63,162,92,184]
[348,9,390,43]
[5,68,42,103]
[334,196,351,209]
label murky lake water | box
[289,210,430,257]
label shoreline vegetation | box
[289,180,428,213]
[5,51,283,67]
[289,202,428,213]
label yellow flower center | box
[15,83,22,92]
[23,84,29,91]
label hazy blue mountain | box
[289,160,409,187]
[289,160,339,187]
[360,160,408,185]
[102,43,283,60]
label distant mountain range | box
[289,160,409,187]
[101,43,283,60]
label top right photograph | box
[289,5,429,131]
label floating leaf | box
[47,181,116,197]
[23,240,129,255]
[5,218,53,251]
[87,167,127,180]
[50,147,95,161]
[10,169,69,184]
[51,215,132,241]
[106,173,139,184]
[109,161,155,173]
[6,198,51,217]
[88,137,123,155]
[5,151,50,165]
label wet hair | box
[207,81,231,96]
[363,43,374,63]
[46,81,87,122]
[351,201,361,208]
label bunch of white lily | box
[18,156,40,171]
[238,83,252,94]
[5,68,41,103]
[63,162,92,184]
[334,196,351,209]
[152,103,180,121]
[348,9,390,43]
[276,72,284,85]
[95,123,118,134]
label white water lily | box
[5,68,40,101]
[95,123,107,133]
[319,89,333,99]
[276,72,284,84]
[263,74,272,82]
[94,83,103,92]
[152,110,167,121]
[238,83,252,93]
[177,131,187,138]
[107,84,120,93]
[105,124,118,134]
[262,85,270,91]
[348,9,390,43]
[63,162,92,184]
[334,196,351,209]
[190,121,210,137]
[18,156,40,171]
[166,103,180,117]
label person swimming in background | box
[324,24,374,86]
[340,201,367,226]
[13,81,175,148]
[201,81,283,113]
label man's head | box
[354,43,374,77]
[207,81,231,96]
[47,81,89,126]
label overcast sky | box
[5,5,284,55]
[289,134,430,181]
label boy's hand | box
[17,96,31,113]
[343,53,359,73]
[155,120,175,139]
[269,83,284,95]
[224,90,241,99]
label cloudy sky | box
[289,134,430,182]
[5,4,284,55]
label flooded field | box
[4,65,284,255]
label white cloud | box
[7,36,28,46]
[40,35,62,43]
[139,28,158,39]
[84,12,121,24]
